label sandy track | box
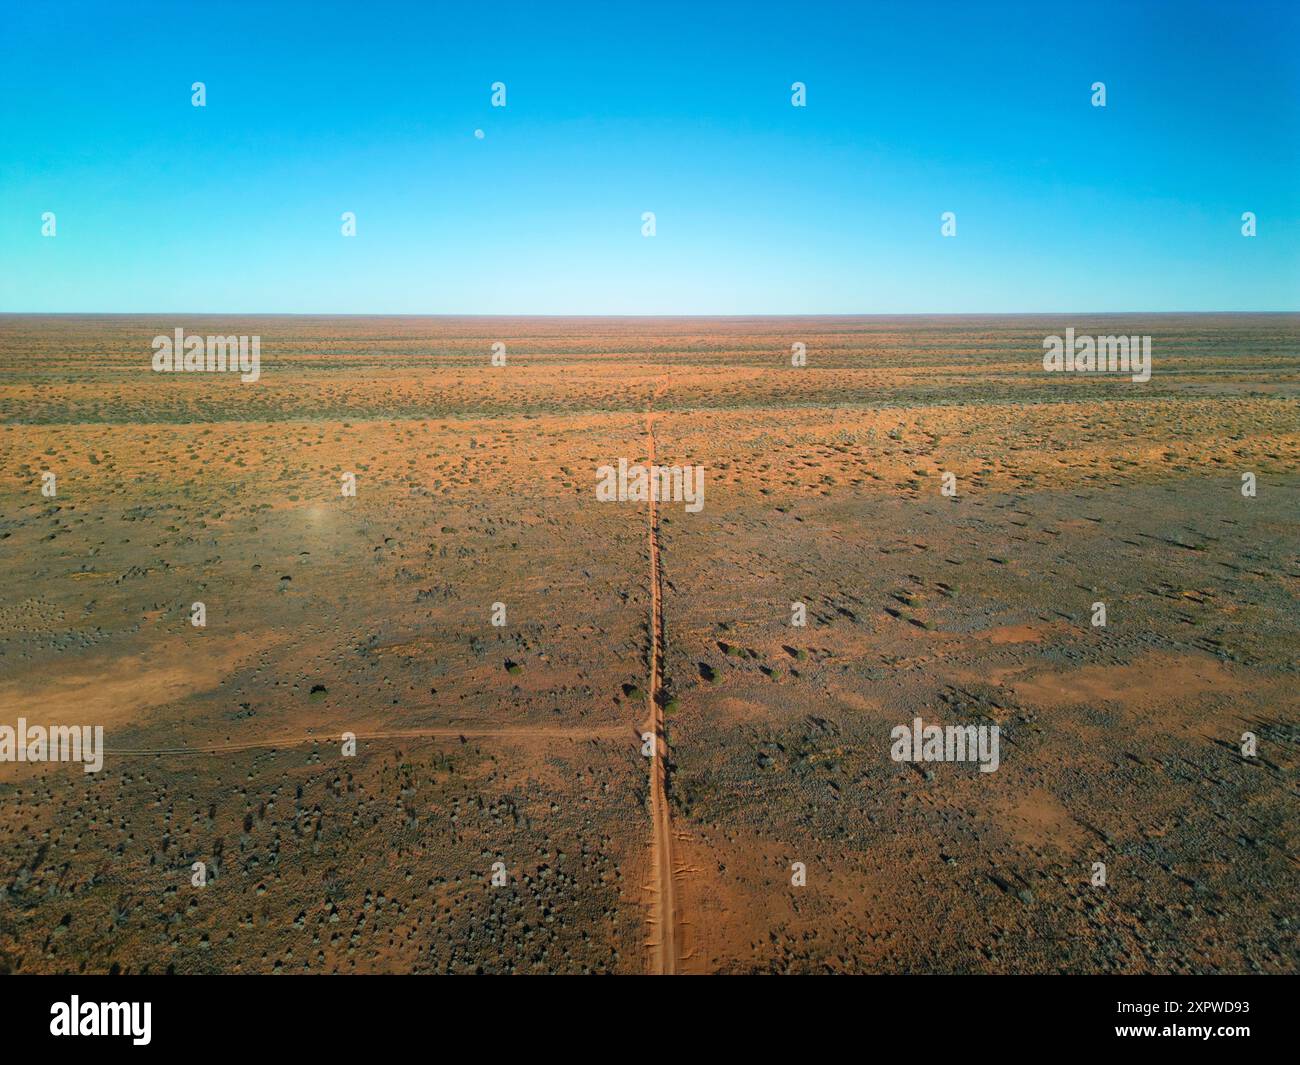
[644,378,680,975]
[103,725,626,756]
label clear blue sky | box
[1,0,1296,313]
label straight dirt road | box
[644,380,680,976]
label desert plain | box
[0,313,1296,974]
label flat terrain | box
[0,314,1296,974]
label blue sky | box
[1,0,1297,313]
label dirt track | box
[103,726,625,756]
[645,378,680,975]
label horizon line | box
[3,310,1299,319]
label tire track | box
[645,377,680,975]
[102,725,624,756]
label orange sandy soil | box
[0,314,1296,974]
